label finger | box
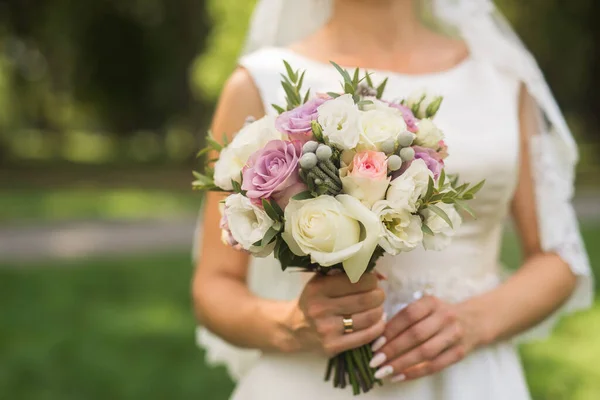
[376,310,445,364]
[331,288,385,315]
[326,307,384,335]
[324,319,386,356]
[317,273,378,298]
[399,344,467,381]
[383,296,438,341]
[372,325,462,380]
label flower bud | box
[387,155,403,171]
[302,141,319,154]
[397,131,415,147]
[399,147,415,162]
[425,96,443,118]
[380,138,396,155]
[299,152,318,169]
[316,144,333,161]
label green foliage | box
[274,60,311,112]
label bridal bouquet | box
[193,62,483,394]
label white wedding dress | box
[197,46,593,400]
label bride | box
[192,0,593,399]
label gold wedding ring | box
[342,316,354,334]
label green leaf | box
[196,146,212,158]
[292,191,314,201]
[454,183,469,194]
[427,204,454,228]
[352,67,360,87]
[465,179,486,196]
[365,72,374,87]
[272,103,286,114]
[298,70,306,90]
[454,199,476,218]
[422,223,434,236]
[206,136,223,151]
[449,174,460,187]
[231,179,242,193]
[425,176,435,200]
[303,89,311,104]
[326,92,341,98]
[343,81,355,95]
[283,60,298,82]
[330,61,352,84]
[262,199,283,221]
[376,77,388,99]
[438,169,446,188]
[462,193,474,200]
[261,227,280,247]
[357,100,374,107]
[282,81,300,107]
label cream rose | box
[282,195,381,283]
[414,118,444,149]
[358,108,407,151]
[421,202,462,251]
[317,94,362,150]
[340,151,391,208]
[372,200,423,254]
[386,159,433,211]
[224,193,276,257]
[213,116,283,190]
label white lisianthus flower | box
[414,118,445,149]
[282,195,381,283]
[358,108,407,151]
[386,159,433,211]
[372,200,423,254]
[224,193,276,257]
[213,116,283,190]
[317,94,362,150]
[421,202,462,251]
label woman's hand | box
[368,295,485,382]
[292,273,386,357]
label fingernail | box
[382,312,388,322]
[374,365,394,380]
[369,352,387,368]
[371,336,387,352]
[413,290,423,300]
[391,374,406,383]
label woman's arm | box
[367,85,578,382]
[192,68,386,356]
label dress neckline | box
[270,46,474,80]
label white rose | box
[386,159,433,211]
[421,202,462,251]
[358,108,407,151]
[414,118,444,149]
[372,200,423,255]
[224,193,276,256]
[213,116,283,190]
[282,194,381,283]
[317,94,362,150]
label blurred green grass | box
[0,227,598,400]
[0,189,201,224]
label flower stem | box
[345,351,360,395]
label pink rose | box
[348,151,388,179]
[275,97,328,142]
[340,151,391,207]
[385,101,418,133]
[242,140,306,208]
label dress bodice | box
[239,47,521,307]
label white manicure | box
[374,365,394,380]
[391,374,406,383]
[382,312,388,322]
[413,290,424,300]
[371,336,387,352]
[369,352,387,368]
